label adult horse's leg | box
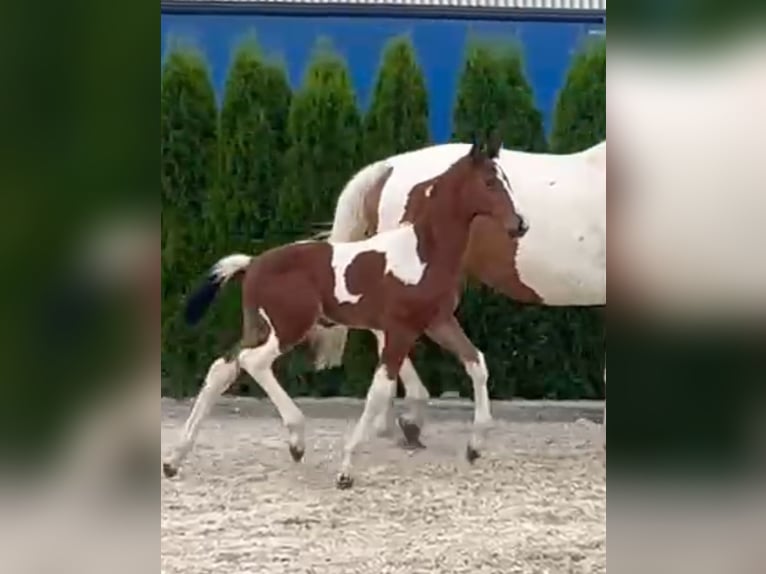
[425,315,491,463]
[371,357,430,448]
[337,328,414,489]
[394,358,430,448]
[162,356,240,478]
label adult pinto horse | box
[162,136,528,489]
[311,140,606,444]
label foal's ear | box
[469,133,484,162]
[487,129,503,159]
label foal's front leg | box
[426,316,492,463]
[337,329,413,489]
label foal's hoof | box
[466,445,481,464]
[397,416,426,450]
[289,444,305,463]
[162,462,178,479]
[336,473,354,490]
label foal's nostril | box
[517,217,529,237]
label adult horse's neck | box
[411,177,474,276]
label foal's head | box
[442,134,528,238]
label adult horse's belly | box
[514,169,606,306]
[516,223,606,305]
[476,146,606,306]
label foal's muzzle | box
[512,216,529,238]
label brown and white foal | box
[163,139,528,488]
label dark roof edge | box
[161,1,607,23]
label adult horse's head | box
[455,132,528,239]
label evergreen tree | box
[274,40,362,240]
[215,37,292,252]
[499,46,547,151]
[452,42,510,143]
[363,35,430,163]
[550,38,606,153]
[452,40,546,150]
[160,44,218,395]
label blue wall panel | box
[161,14,605,142]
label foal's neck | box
[413,181,474,273]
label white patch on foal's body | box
[330,225,426,304]
[376,142,606,306]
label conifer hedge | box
[363,35,430,163]
[551,38,606,153]
[274,40,362,238]
[160,35,606,400]
[160,45,218,395]
[216,37,291,248]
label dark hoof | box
[466,445,481,464]
[289,444,305,462]
[162,462,178,479]
[397,416,426,450]
[336,474,354,490]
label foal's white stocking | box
[239,343,306,461]
[338,365,397,488]
[163,357,239,476]
[465,351,492,460]
[370,331,397,437]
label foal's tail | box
[184,254,252,326]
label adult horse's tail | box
[309,160,390,371]
[184,254,252,326]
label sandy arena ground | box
[162,397,606,574]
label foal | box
[163,139,528,489]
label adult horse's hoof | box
[466,445,481,464]
[289,444,305,462]
[336,473,354,490]
[162,462,179,479]
[397,416,426,450]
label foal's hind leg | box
[238,307,311,462]
[426,315,492,463]
[163,356,240,478]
